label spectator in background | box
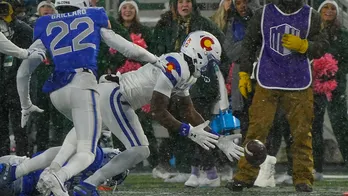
[151,0,228,187]
[211,0,257,142]
[275,0,348,184]
[210,0,258,182]
[0,0,33,156]
[27,0,56,26]
[113,0,159,168]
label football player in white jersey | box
[0,0,166,195]
[0,31,45,60]
[70,31,244,195]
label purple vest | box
[257,4,312,90]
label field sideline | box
[98,174,348,196]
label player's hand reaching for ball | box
[179,121,219,150]
[216,134,245,162]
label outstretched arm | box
[17,39,46,109]
[150,73,218,150]
[100,28,157,64]
[17,39,46,127]
[0,31,29,59]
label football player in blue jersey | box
[68,31,244,196]
[0,0,166,195]
[0,146,128,196]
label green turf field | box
[99,174,348,196]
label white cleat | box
[220,166,233,182]
[164,173,190,183]
[313,170,324,181]
[254,155,277,188]
[152,166,171,180]
[275,172,293,185]
[184,174,200,188]
[198,171,220,188]
[36,167,52,195]
[198,176,221,187]
[40,171,69,196]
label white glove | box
[21,104,44,128]
[152,56,167,72]
[26,48,46,61]
[185,121,219,150]
[217,134,245,162]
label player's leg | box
[76,86,149,192]
[0,146,62,189]
[15,147,61,179]
[48,128,77,172]
[53,88,101,183]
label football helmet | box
[180,31,222,77]
[55,0,90,9]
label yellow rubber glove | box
[238,72,252,98]
[281,34,308,54]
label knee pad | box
[130,146,150,162]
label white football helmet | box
[180,31,222,77]
[55,0,90,9]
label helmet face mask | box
[180,31,222,78]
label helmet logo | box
[184,38,192,47]
[200,37,214,51]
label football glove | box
[216,134,244,162]
[238,72,252,98]
[21,104,44,128]
[152,56,167,72]
[281,34,308,54]
[180,121,219,150]
[27,48,46,61]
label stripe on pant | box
[115,91,141,146]
[110,87,135,147]
[91,90,98,153]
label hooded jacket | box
[152,0,229,102]
[238,0,329,75]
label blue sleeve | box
[89,7,109,28]
[33,17,46,41]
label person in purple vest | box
[225,0,329,193]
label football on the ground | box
[244,139,267,167]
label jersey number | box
[46,17,96,56]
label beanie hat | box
[37,1,56,14]
[118,0,139,14]
[318,0,339,16]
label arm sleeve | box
[100,28,158,63]
[17,39,46,109]
[0,31,28,59]
[211,66,230,114]
[238,8,263,74]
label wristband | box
[179,123,190,137]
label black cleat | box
[295,183,313,192]
[225,179,253,192]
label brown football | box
[244,139,267,167]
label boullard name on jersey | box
[51,9,87,19]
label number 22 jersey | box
[33,8,108,93]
